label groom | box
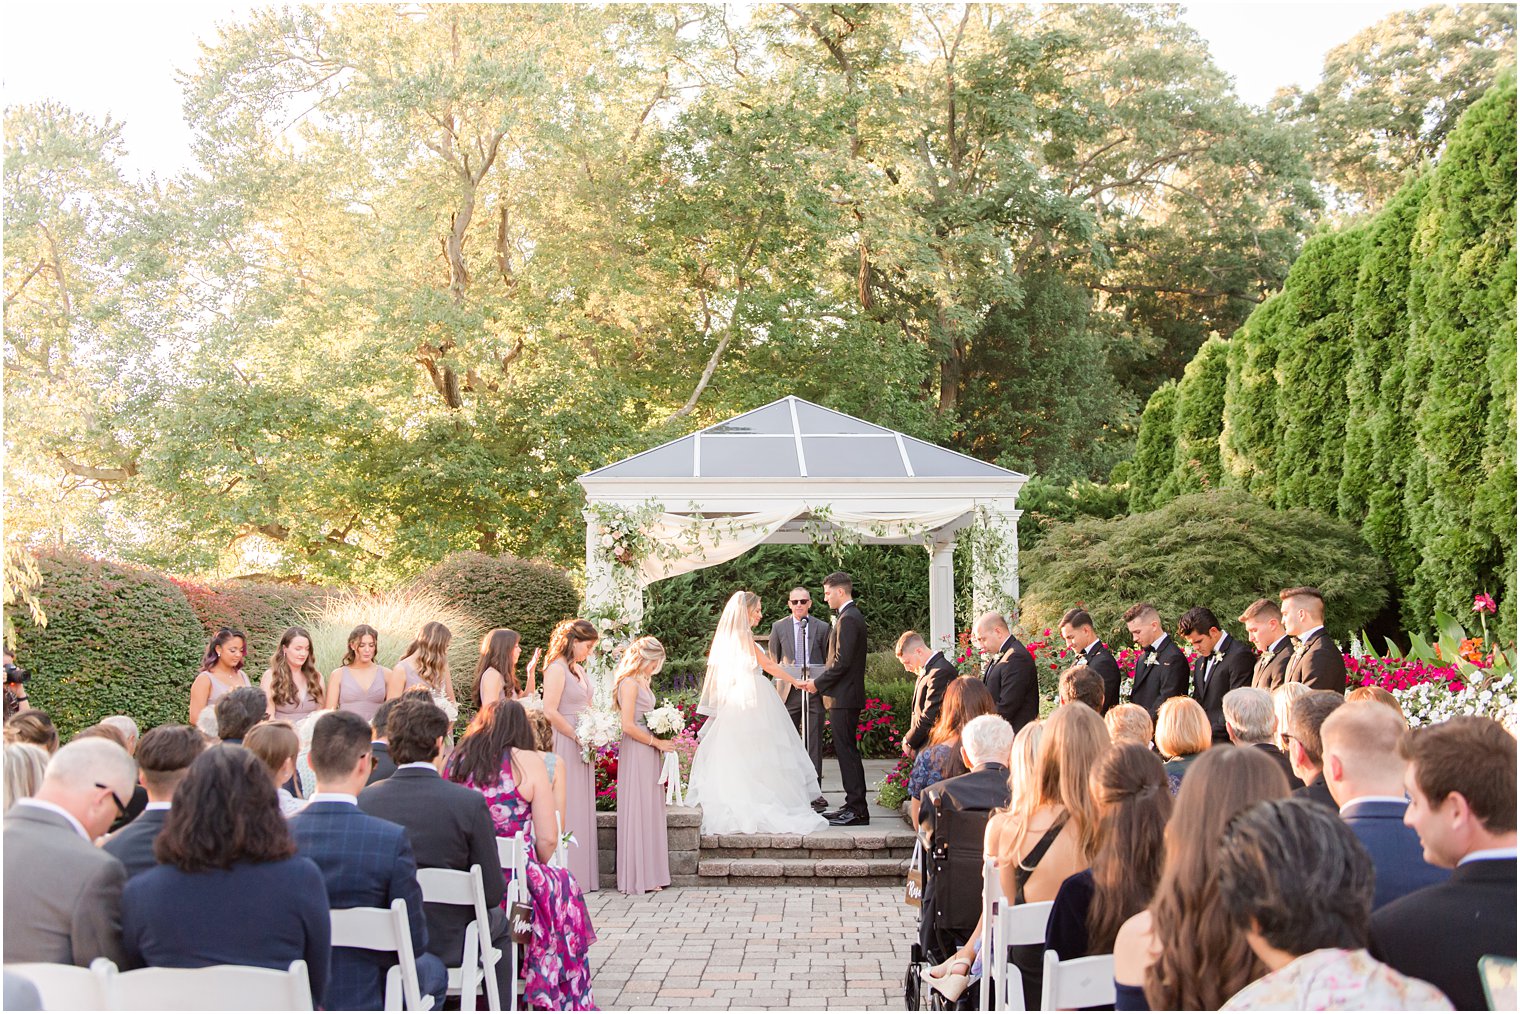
[804,571,869,827]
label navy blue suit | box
[1340,799,1448,910]
[290,800,446,1010]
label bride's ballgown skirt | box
[686,665,828,835]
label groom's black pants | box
[786,687,825,780]
[829,706,868,815]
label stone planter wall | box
[595,805,703,889]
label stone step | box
[696,856,911,887]
[699,829,917,851]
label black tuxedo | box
[905,652,957,754]
[102,806,169,880]
[1190,633,1255,744]
[1251,635,1293,691]
[1371,858,1517,1011]
[815,601,868,815]
[768,614,831,777]
[1130,635,1189,720]
[983,635,1038,734]
[1078,640,1122,715]
[1285,627,1348,693]
[357,766,508,988]
[367,741,396,784]
[1293,772,1338,811]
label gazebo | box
[576,396,1028,653]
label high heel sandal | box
[926,957,973,1003]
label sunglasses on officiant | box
[790,598,810,605]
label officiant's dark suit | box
[905,651,957,754]
[1190,632,1255,744]
[815,587,868,824]
[768,611,830,778]
[1130,634,1189,720]
[983,635,1038,735]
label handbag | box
[904,838,924,908]
[508,896,533,946]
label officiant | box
[768,586,830,810]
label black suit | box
[102,806,169,880]
[768,614,831,778]
[1371,858,1517,1011]
[1191,633,1255,744]
[1250,741,1303,790]
[1286,627,1348,693]
[107,785,149,835]
[983,635,1038,735]
[815,601,868,815]
[1130,635,1189,720]
[1293,773,1338,811]
[905,653,957,754]
[367,741,396,784]
[357,766,509,994]
[1251,634,1293,691]
[1079,640,1122,715]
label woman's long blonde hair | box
[268,626,325,707]
[614,636,666,691]
[997,704,1109,866]
[401,621,452,690]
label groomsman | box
[973,611,1038,735]
[894,631,957,756]
[1177,607,1255,744]
[1123,602,1189,720]
[1239,598,1293,690]
[768,586,830,810]
[1058,607,1121,714]
[1280,586,1348,693]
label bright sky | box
[1,1,1427,182]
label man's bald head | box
[974,612,1009,637]
[36,738,137,839]
[1321,700,1408,806]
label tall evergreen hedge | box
[1127,71,1517,634]
[9,552,207,737]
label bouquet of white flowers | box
[644,703,686,740]
[574,706,621,762]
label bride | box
[686,591,828,835]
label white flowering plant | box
[574,706,622,762]
[1394,673,1518,729]
[644,702,686,740]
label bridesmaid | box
[261,627,326,725]
[385,621,456,708]
[473,628,521,708]
[542,618,601,893]
[189,627,250,726]
[614,637,673,895]
[324,624,388,723]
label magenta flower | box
[1474,592,1498,615]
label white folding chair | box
[495,833,534,1012]
[4,958,115,1010]
[978,856,999,1011]
[330,898,433,1011]
[110,960,313,1010]
[985,867,1054,1013]
[416,864,502,1013]
[1040,950,1116,1011]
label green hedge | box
[172,578,329,665]
[414,551,580,653]
[1020,491,1390,649]
[11,552,207,738]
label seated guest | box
[1047,743,1173,961]
[1217,799,1451,1010]
[368,698,398,784]
[1345,684,1407,723]
[290,711,447,1011]
[1285,690,1345,810]
[244,721,306,816]
[1113,746,1289,1011]
[1155,696,1211,793]
[2,738,134,966]
[358,697,511,1000]
[1371,716,1517,1011]
[1058,664,1105,713]
[100,716,140,754]
[1223,687,1302,789]
[1059,607,1122,714]
[121,747,330,1006]
[446,698,597,1010]
[214,686,268,745]
[294,709,334,797]
[103,725,205,878]
[907,677,996,827]
[525,705,568,826]
[1320,702,1447,909]
[1104,703,1153,748]
[4,710,59,753]
[1271,681,1309,752]
[71,724,148,831]
[3,743,48,811]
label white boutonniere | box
[1211,649,1225,664]
[1143,651,1157,667]
[1260,649,1276,664]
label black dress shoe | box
[828,810,870,827]
[811,797,828,812]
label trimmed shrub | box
[1161,336,1229,499]
[1127,381,1179,512]
[172,578,329,665]
[1014,477,1130,555]
[9,552,207,738]
[1220,293,1289,499]
[414,551,580,654]
[1020,491,1390,649]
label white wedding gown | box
[685,651,828,835]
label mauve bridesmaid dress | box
[616,683,671,894]
[552,664,600,892]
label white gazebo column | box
[928,539,957,653]
[971,506,1021,624]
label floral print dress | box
[458,758,598,1010]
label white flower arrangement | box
[574,706,621,761]
[645,703,686,740]
[1393,673,1518,729]
[1120,676,1135,699]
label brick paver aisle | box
[585,886,915,1011]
